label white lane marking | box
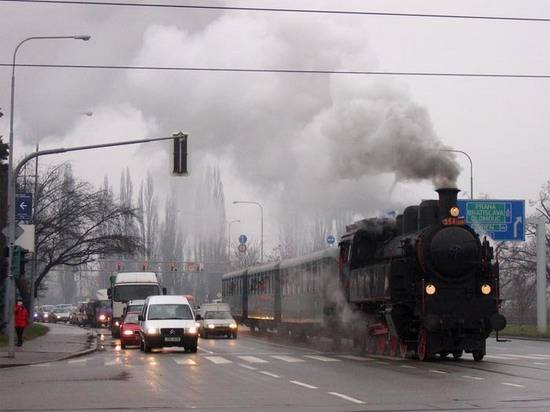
[204,356,232,364]
[105,359,122,366]
[339,355,372,361]
[328,392,366,405]
[429,369,448,374]
[289,380,318,389]
[501,382,525,388]
[31,363,51,367]
[237,356,268,363]
[260,371,280,378]
[529,354,550,358]
[239,364,257,370]
[68,358,87,364]
[173,358,197,365]
[304,355,340,362]
[533,362,549,366]
[462,375,485,381]
[485,355,520,360]
[400,365,417,369]
[503,354,550,360]
[270,355,304,363]
[198,347,214,354]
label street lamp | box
[233,201,264,263]
[440,149,474,200]
[4,34,91,358]
[227,219,240,258]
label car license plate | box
[165,337,181,342]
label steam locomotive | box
[222,188,506,361]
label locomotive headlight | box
[425,283,437,295]
[450,207,460,217]
[481,283,492,295]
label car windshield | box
[128,304,143,312]
[124,313,140,324]
[147,304,193,320]
[113,285,159,302]
[42,305,55,312]
[205,311,233,320]
[98,300,111,310]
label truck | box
[108,272,165,338]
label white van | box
[138,295,198,353]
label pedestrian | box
[14,299,29,347]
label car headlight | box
[123,330,134,336]
[44,314,49,318]
[57,315,61,319]
[33,313,38,317]
[115,321,120,327]
[208,324,215,329]
[147,327,159,335]
[99,314,106,321]
[229,323,237,329]
[187,327,198,334]
[481,283,492,295]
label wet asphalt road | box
[1,328,550,411]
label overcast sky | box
[1,0,549,251]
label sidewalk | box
[0,322,97,368]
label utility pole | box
[536,219,547,333]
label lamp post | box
[227,219,240,259]
[233,201,263,263]
[4,34,91,358]
[440,149,474,199]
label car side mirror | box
[138,315,144,321]
[195,314,202,321]
[107,288,112,299]
[162,288,167,295]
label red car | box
[120,312,142,349]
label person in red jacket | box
[14,299,29,347]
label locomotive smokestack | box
[436,187,460,220]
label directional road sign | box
[456,199,525,241]
[238,234,247,244]
[326,235,336,245]
[16,193,33,221]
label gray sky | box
[1,0,549,250]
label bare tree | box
[137,172,159,261]
[14,163,141,302]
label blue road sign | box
[456,199,525,241]
[15,193,33,221]
[326,235,336,245]
[238,234,248,244]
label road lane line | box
[533,362,548,366]
[239,364,257,370]
[485,355,520,360]
[204,356,232,364]
[462,375,484,381]
[260,371,280,378]
[304,355,340,362]
[429,369,448,374]
[237,355,268,363]
[328,392,366,405]
[289,380,318,389]
[501,382,525,388]
[503,354,550,360]
[198,347,214,354]
[399,365,417,369]
[31,363,51,367]
[339,355,372,361]
[270,355,304,363]
[105,359,122,366]
[68,358,87,364]
[173,358,197,365]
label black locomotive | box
[222,188,506,361]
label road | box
[1,328,550,411]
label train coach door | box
[339,241,351,301]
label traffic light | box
[172,132,188,176]
[142,262,149,271]
[116,262,123,271]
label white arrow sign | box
[513,216,522,238]
[20,202,27,210]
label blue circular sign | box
[238,234,248,244]
[327,235,336,244]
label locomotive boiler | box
[339,187,506,360]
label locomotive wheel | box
[388,337,399,357]
[452,351,463,360]
[376,335,386,355]
[417,329,430,361]
[472,350,485,362]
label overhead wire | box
[1,63,549,79]
[0,0,549,23]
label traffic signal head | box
[172,132,188,176]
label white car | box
[138,295,198,353]
[198,311,238,339]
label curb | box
[0,333,98,369]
